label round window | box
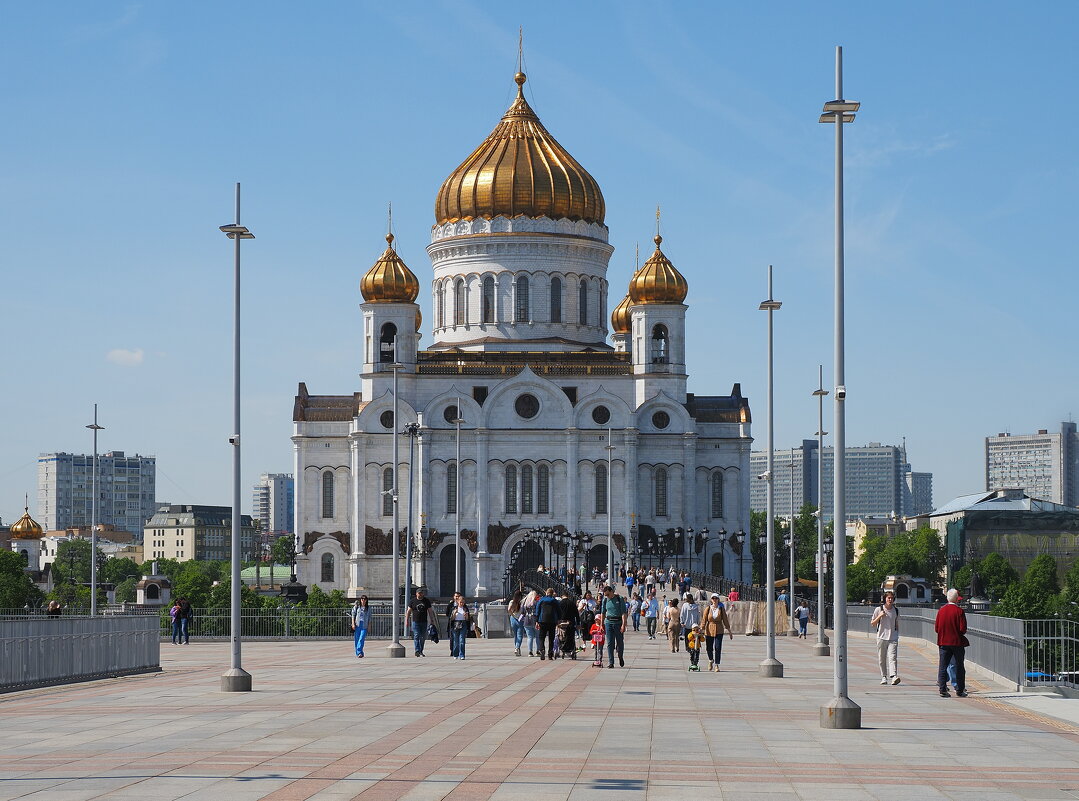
[443,405,459,425]
[651,411,670,430]
[515,393,540,419]
[379,410,394,429]
[592,405,611,425]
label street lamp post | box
[605,428,615,588]
[404,423,420,601]
[735,530,746,585]
[219,183,254,692]
[787,454,799,636]
[452,399,464,595]
[759,264,783,678]
[820,44,861,729]
[813,365,831,656]
[86,405,104,616]
[387,348,405,658]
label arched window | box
[515,275,530,322]
[379,322,397,364]
[655,467,668,517]
[446,462,457,514]
[521,464,534,514]
[321,471,334,518]
[595,462,608,515]
[651,324,669,364]
[437,282,445,329]
[382,467,394,516]
[578,279,589,325]
[896,584,909,599]
[146,584,159,600]
[454,278,465,326]
[321,553,335,582]
[537,465,550,514]
[711,472,724,519]
[505,465,518,513]
[550,277,562,323]
[482,276,495,323]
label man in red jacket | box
[934,588,968,697]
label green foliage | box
[173,562,214,607]
[955,552,1019,601]
[114,576,138,603]
[1023,554,1061,597]
[845,526,945,602]
[141,558,182,581]
[52,539,105,586]
[102,557,141,586]
[0,550,44,608]
[845,561,879,605]
[990,555,1060,620]
[271,536,296,567]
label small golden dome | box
[628,235,688,304]
[415,307,422,332]
[360,233,420,303]
[434,72,605,226]
[611,294,631,334]
[10,506,44,540]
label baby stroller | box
[590,624,605,667]
[555,622,577,660]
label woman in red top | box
[934,588,968,697]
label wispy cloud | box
[68,5,141,43]
[107,348,144,367]
[848,134,956,170]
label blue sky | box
[2,2,1077,524]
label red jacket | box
[935,603,967,646]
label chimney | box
[152,560,159,575]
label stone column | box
[347,433,363,598]
[416,421,427,589]
[566,427,579,536]
[474,429,491,596]
[624,428,639,555]
[292,434,304,556]
[683,432,698,571]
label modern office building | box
[751,442,930,521]
[251,473,294,536]
[37,451,156,538]
[143,504,255,562]
[985,422,1079,506]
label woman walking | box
[351,595,371,658]
[664,599,682,652]
[522,590,540,656]
[450,595,473,660]
[507,591,525,656]
[700,593,734,671]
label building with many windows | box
[37,451,156,538]
[291,68,753,599]
[251,473,294,536]
[985,422,1079,506]
[143,504,255,562]
[750,441,931,521]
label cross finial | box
[386,202,394,247]
[654,205,663,247]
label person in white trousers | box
[871,590,901,685]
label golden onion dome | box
[10,506,44,540]
[628,235,688,304]
[415,307,422,332]
[360,233,420,303]
[611,293,631,334]
[434,72,605,226]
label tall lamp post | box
[452,399,464,595]
[820,45,861,729]
[605,428,615,588]
[812,365,831,656]
[404,423,420,599]
[387,348,405,658]
[219,183,254,692]
[735,530,746,584]
[787,454,799,636]
[86,405,104,616]
[758,265,783,678]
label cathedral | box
[291,69,753,599]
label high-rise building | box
[143,504,255,562]
[906,472,934,516]
[251,473,294,536]
[751,442,929,521]
[985,422,1079,505]
[37,451,156,538]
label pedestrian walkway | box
[2,626,1079,801]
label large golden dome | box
[611,293,631,334]
[434,72,605,226]
[360,233,420,303]
[10,506,44,540]
[628,235,688,304]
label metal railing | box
[1023,619,1078,687]
[515,569,577,599]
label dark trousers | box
[538,624,557,657]
[705,634,725,665]
[411,621,427,654]
[646,617,657,637]
[689,647,700,666]
[938,645,965,693]
[605,622,624,666]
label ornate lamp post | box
[735,530,747,584]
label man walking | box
[935,588,968,698]
[601,585,628,668]
[643,593,659,639]
[679,592,701,652]
[871,590,901,685]
[404,587,434,657]
[535,588,561,661]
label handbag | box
[427,623,439,643]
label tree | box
[114,576,138,604]
[172,562,214,607]
[0,550,43,609]
[102,557,140,587]
[992,555,1059,619]
[52,539,105,586]
[955,552,1018,601]
[271,536,296,568]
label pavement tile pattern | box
[2,624,1079,800]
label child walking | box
[687,624,702,671]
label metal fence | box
[847,604,1027,689]
[1023,619,1078,687]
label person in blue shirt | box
[643,593,660,639]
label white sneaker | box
[890,676,901,685]
[880,677,888,685]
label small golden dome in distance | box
[628,235,688,305]
[611,293,631,334]
[360,233,420,303]
[10,506,44,539]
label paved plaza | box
[3,627,1079,801]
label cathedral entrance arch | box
[710,551,725,578]
[439,545,466,598]
[586,544,609,574]
[508,539,543,575]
